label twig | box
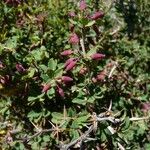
[108,100,112,111]
[108,61,118,78]
[59,125,94,150]
[117,142,125,150]
[18,128,54,143]
[80,27,86,57]
[129,116,149,121]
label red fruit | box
[69,33,79,45]
[60,50,73,56]
[57,86,64,97]
[62,76,73,82]
[90,11,104,20]
[65,61,77,71]
[91,53,105,60]
[64,58,75,67]
[42,84,51,93]
[79,0,86,11]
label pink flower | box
[68,12,76,17]
[69,33,79,44]
[42,84,51,93]
[64,58,76,67]
[91,53,105,60]
[65,61,77,71]
[79,0,86,11]
[16,63,26,73]
[90,11,104,20]
[57,86,65,97]
[60,50,73,56]
[62,76,73,82]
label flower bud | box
[61,50,73,56]
[42,84,51,93]
[79,67,88,75]
[69,33,79,45]
[57,86,65,97]
[90,11,104,20]
[141,103,150,112]
[79,0,86,11]
[97,71,106,81]
[0,61,4,69]
[91,53,105,60]
[62,76,73,82]
[92,77,97,83]
[16,63,26,73]
[64,58,75,67]
[65,61,77,71]
[68,12,76,17]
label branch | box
[59,125,94,150]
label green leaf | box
[27,68,36,78]
[85,20,96,27]
[72,98,87,105]
[47,88,55,99]
[70,129,79,141]
[86,48,97,57]
[39,64,48,72]
[48,58,57,71]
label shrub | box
[0,0,150,149]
